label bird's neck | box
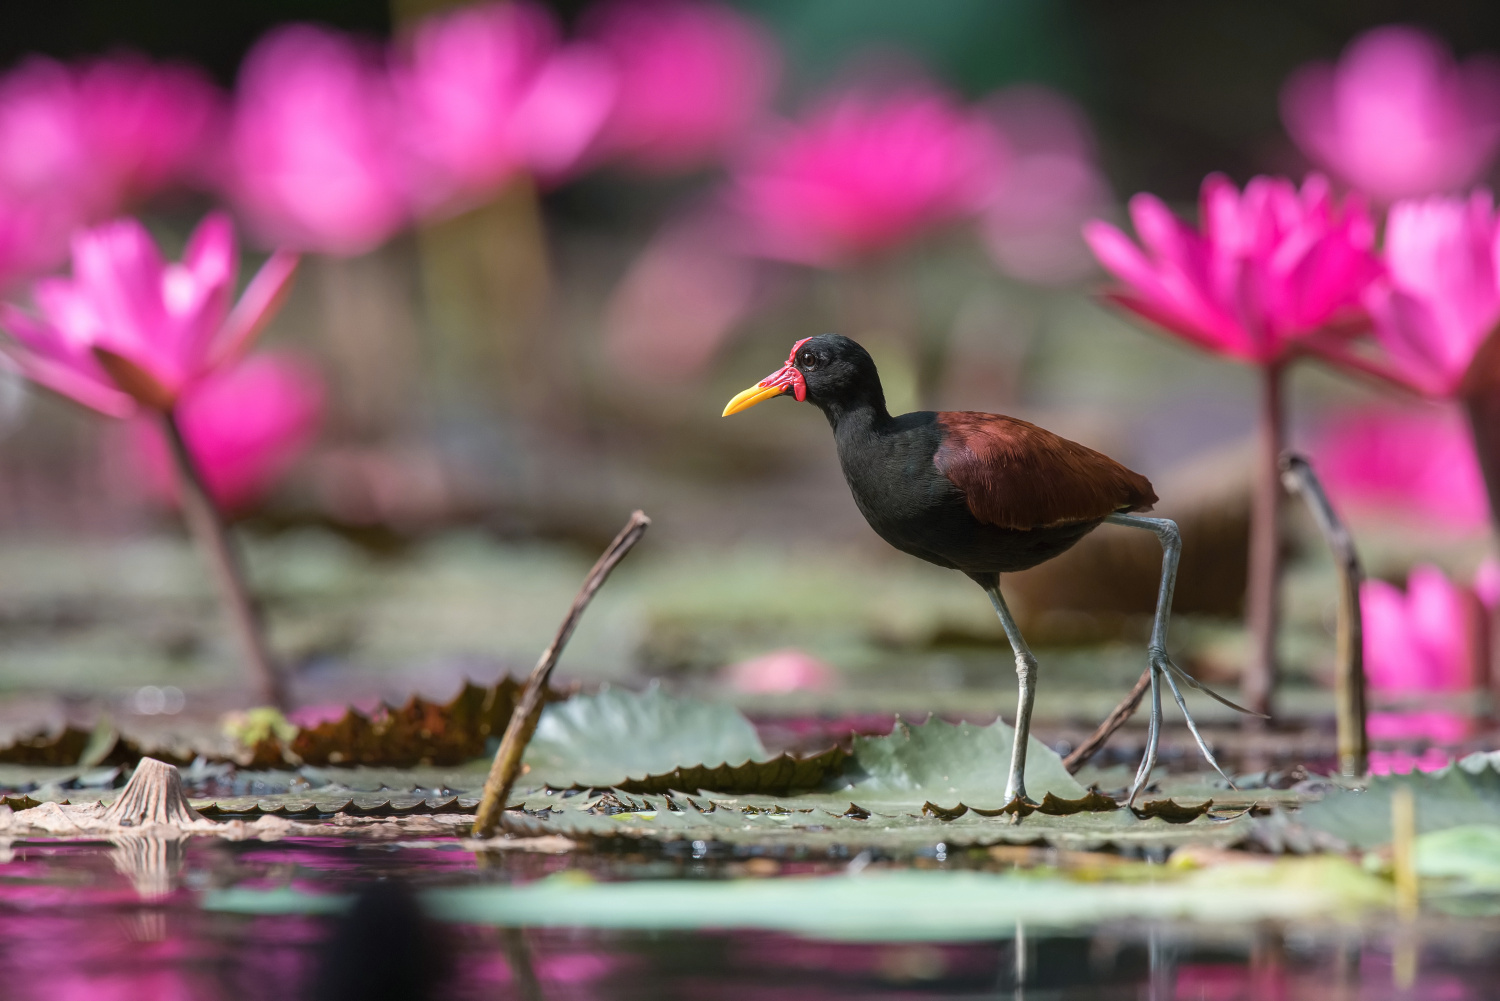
[816,390,890,433]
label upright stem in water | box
[1242,362,1284,718]
[161,410,286,709]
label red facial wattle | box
[757,336,812,401]
[722,336,813,416]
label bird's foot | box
[1001,792,1040,822]
[1149,647,1238,790]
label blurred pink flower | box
[586,0,778,173]
[603,208,758,380]
[132,351,324,513]
[0,212,298,417]
[74,55,222,203]
[724,648,836,694]
[1362,562,1495,693]
[1309,406,1490,529]
[733,82,1005,265]
[0,55,221,286]
[1341,191,1500,397]
[231,25,410,255]
[1282,26,1500,202]
[396,1,615,215]
[980,85,1111,285]
[1085,173,1380,364]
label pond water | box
[2,832,1498,1000]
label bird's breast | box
[834,418,965,558]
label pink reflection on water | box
[1282,26,1500,202]
[1368,745,1457,776]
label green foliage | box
[523,684,768,787]
[1297,756,1500,849]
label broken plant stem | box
[1280,452,1367,777]
[472,510,651,838]
[1062,667,1150,774]
[162,410,286,709]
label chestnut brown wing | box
[934,412,1157,531]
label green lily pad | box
[500,711,1230,850]
[522,684,769,787]
[505,788,1249,852]
[1297,759,1500,849]
[840,716,1084,808]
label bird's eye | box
[799,352,817,369]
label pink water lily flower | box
[586,0,778,173]
[231,25,410,255]
[131,350,324,512]
[0,212,298,417]
[73,54,223,204]
[0,55,221,286]
[396,1,616,215]
[733,82,1005,265]
[1362,560,1495,766]
[723,648,837,694]
[1084,173,1381,364]
[1363,562,1495,693]
[1310,406,1490,530]
[1340,191,1500,397]
[1282,26,1500,202]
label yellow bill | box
[722,382,786,416]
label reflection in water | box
[0,836,1494,998]
[111,832,187,900]
[312,880,450,1001]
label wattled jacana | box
[724,334,1257,805]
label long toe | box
[1154,652,1238,789]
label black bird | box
[724,334,1255,804]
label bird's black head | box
[722,334,887,423]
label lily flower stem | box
[1243,362,1284,719]
[162,409,286,709]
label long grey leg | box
[1125,661,1161,805]
[1107,513,1257,803]
[985,586,1040,805]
